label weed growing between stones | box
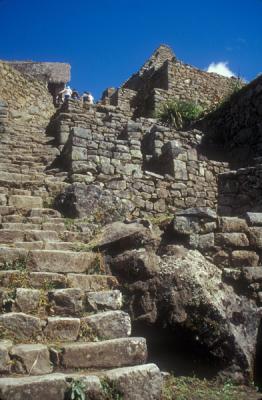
[1,256,27,271]
[2,289,16,312]
[101,378,124,400]
[88,252,107,275]
[67,379,86,400]
[79,321,99,342]
[8,271,30,289]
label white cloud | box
[207,61,236,78]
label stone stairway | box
[0,201,162,399]
[0,116,69,205]
[0,107,162,399]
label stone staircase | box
[0,106,162,399]
[0,115,69,205]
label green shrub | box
[157,100,204,129]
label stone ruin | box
[0,45,262,398]
[5,61,71,102]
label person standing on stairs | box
[59,85,73,102]
[82,91,94,105]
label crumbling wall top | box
[4,61,71,84]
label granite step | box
[1,223,42,230]
[58,337,147,369]
[0,289,122,316]
[0,270,118,291]
[0,310,130,347]
[0,229,59,244]
[26,250,101,274]
[0,364,162,399]
[0,248,102,274]
[14,241,77,251]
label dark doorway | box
[133,321,222,379]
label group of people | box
[56,86,94,106]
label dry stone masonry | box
[1,44,262,397]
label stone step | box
[0,230,59,244]
[0,288,122,316]
[8,195,43,209]
[0,364,162,399]
[0,270,118,291]
[0,311,130,349]
[59,337,147,369]
[28,208,62,218]
[14,241,76,251]
[26,250,101,274]
[0,173,45,187]
[1,223,42,230]
[0,206,18,216]
[1,215,25,223]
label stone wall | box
[201,74,262,167]
[217,165,262,216]
[105,45,241,118]
[0,62,55,126]
[54,99,229,216]
[172,208,262,305]
[6,61,71,84]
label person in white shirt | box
[82,91,94,105]
[59,86,73,102]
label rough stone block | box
[72,127,92,139]
[0,313,42,340]
[29,272,67,289]
[249,228,262,248]
[0,373,67,400]
[8,195,43,209]
[104,363,163,400]
[0,340,12,374]
[60,337,147,368]
[10,344,52,375]
[67,274,118,291]
[44,317,80,341]
[71,146,87,161]
[48,288,84,316]
[215,233,249,248]
[219,217,248,233]
[246,213,262,226]
[231,251,259,268]
[27,250,96,273]
[81,311,131,340]
[86,290,122,311]
[14,288,40,314]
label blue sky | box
[1,0,261,98]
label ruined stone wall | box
[118,45,241,118]
[6,61,71,84]
[0,62,55,126]
[166,60,239,108]
[201,74,262,167]
[135,60,241,117]
[55,100,229,215]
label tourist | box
[82,91,94,105]
[71,89,80,100]
[59,85,72,102]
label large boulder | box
[156,250,259,382]
[55,183,133,221]
[94,221,160,253]
[111,245,259,382]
